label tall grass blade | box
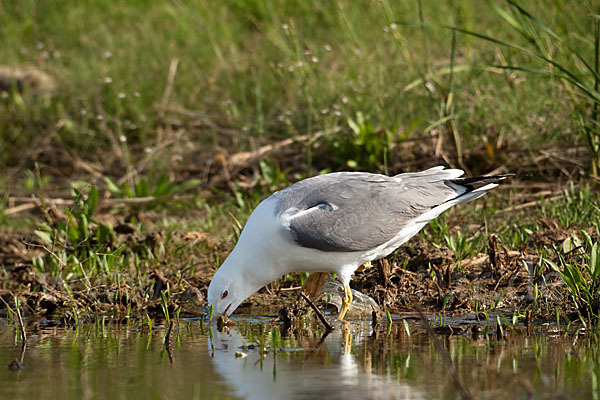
[505,0,561,41]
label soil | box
[0,211,584,324]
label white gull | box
[208,166,511,319]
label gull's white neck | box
[223,196,286,296]
[222,243,283,291]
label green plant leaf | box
[260,159,275,186]
[79,214,89,239]
[442,292,453,308]
[398,21,600,103]
[493,66,600,103]
[135,178,149,197]
[160,290,170,323]
[153,173,173,197]
[65,209,80,242]
[34,229,53,245]
[505,0,561,41]
[104,177,122,194]
[87,185,99,217]
[123,182,132,198]
[581,230,593,250]
[488,0,529,40]
[347,116,361,136]
[562,237,575,253]
[97,221,114,244]
[177,178,202,193]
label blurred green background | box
[0,0,598,186]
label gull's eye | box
[221,290,229,299]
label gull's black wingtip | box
[449,173,515,191]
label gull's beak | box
[209,303,233,319]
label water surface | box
[0,317,598,399]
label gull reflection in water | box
[209,321,424,400]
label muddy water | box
[0,316,598,400]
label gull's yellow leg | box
[337,283,353,320]
[356,261,373,273]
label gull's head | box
[207,263,245,317]
[207,248,271,318]
[207,244,282,318]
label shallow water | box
[0,316,598,399]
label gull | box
[208,166,511,320]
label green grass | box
[1,1,600,326]
[1,0,597,177]
[545,234,600,326]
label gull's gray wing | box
[273,168,464,252]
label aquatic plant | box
[545,235,600,327]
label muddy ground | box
[0,208,586,325]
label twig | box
[0,295,27,342]
[416,306,472,400]
[278,286,302,291]
[539,149,585,168]
[158,58,179,122]
[21,241,67,267]
[300,292,334,331]
[496,194,563,214]
[3,194,199,216]
[227,127,340,168]
[7,196,73,206]
[3,203,37,216]
[302,328,333,362]
[105,196,173,204]
[18,341,27,366]
[73,157,106,180]
[15,302,27,342]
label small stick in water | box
[15,301,27,342]
[416,306,472,400]
[300,292,333,331]
[0,295,27,342]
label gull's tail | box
[414,172,514,223]
[444,173,515,207]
